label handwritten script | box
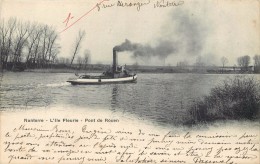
[60,0,184,33]
[1,120,259,164]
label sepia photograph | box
[0,0,259,163]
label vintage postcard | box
[0,0,259,163]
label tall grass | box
[187,76,260,124]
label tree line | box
[234,55,260,72]
[0,18,60,70]
[176,54,260,73]
[0,18,90,71]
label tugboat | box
[67,49,137,85]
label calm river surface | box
[0,72,259,126]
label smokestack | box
[113,49,117,75]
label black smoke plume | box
[113,39,178,60]
[113,9,208,61]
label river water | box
[0,72,259,126]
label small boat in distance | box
[67,49,137,85]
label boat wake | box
[46,82,70,87]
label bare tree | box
[0,20,4,67]
[26,25,59,68]
[1,18,17,69]
[33,27,43,68]
[39,25,52,68]
[12,20,31,69]
[253,54,260,73]
[50,45,60,66]
[253,55,260,66]
[237,55,250,68]
[83,49,91,69]
[70,30,86,67]
[221,56,228,68]
[25,24,43,68]
[40,26,59,68]
[77,56,83,69]
[46,30,59,67]
[220,56,228,73]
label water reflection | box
[110,84,119,112]
[1,72,258,126]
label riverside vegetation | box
[187,76,260,124]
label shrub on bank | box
[187,76,260,124]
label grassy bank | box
[186,76,260,124]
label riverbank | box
[186,76,260,125]
[1,67,259,74]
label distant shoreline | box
[0,68,259,74]
[1,62,259,74]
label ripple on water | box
[1,72,259,126]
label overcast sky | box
[1,0,259,66]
